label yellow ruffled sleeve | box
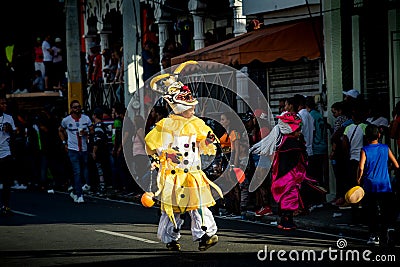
[145,118,173,155]
[191,117,217,156]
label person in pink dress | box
[251,111,306,230]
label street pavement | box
[111,191,399,245]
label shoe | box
[255,206,273,216]
[333,197,345,206]
[198,234,218,251]
[13,89,21,94]
[387,228,395,247]
[11,183,20,189]
[82,184,91,192]
[338,202,352,210]
[18,184,27,190]
[277,221,297,230]
[11,184,27,190]
[309,204,324,212]
[0,184,3,190]
[76,196,85,203]
[166,240,181,251]
[20,89,28,94]
[70,192,78,202]
[67,186,73,192]
[47,189,55,194]
[1,206,13,216]
[367,235,380,246]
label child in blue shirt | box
[357,124,399,246]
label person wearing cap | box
[357,124,399,246]
[342,89,362,119]
[343,88,360,100]
[144,61,223,251]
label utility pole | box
[65,0,83,110]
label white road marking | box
[96,229,158,244]
[11,210,36,217]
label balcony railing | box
[84,81,124,112]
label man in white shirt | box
[59,100,93,203]
[42,35,53,90]
[0,94,16,215]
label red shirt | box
[34,46,43,62]
[92,54,103,82]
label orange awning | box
[172,18,322,66]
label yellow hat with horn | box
[150,61,199,114]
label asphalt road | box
[0,190,398,266]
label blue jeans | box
[68,150,89,197]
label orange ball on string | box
[141,192,155,208]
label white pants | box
[157,207,217,243]
[34,62,45,78]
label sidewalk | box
[243,204,369,237]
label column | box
[229,0,247,37]
[236,67,249,113]
[158,22,169,69]
[154,1,172,70]
[84,35,96,57]
[189,0,206,50]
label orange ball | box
[233,168,245,184]
[141,192,155,208]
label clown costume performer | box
[251,112,306,230]
[144,61,223,251]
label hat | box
[276,112,302,132]
[150,61,199,114]
[55,37,62,43]
[343,89,360,99]
[345,186,365,204]
[240,113,253,123]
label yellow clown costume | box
[144,61,223,251]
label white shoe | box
[11,184,26,190]
[67,186,73,192]
[20,89,28,94]
[82,184,91,192]
[0,184,3,190]
[47,189,55,194]
[76,196,85,203]
[367,236,380,246]
[17,184,27,190]
[11,184,19,189]
[70,192,78,202]
[13,89,21,94]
